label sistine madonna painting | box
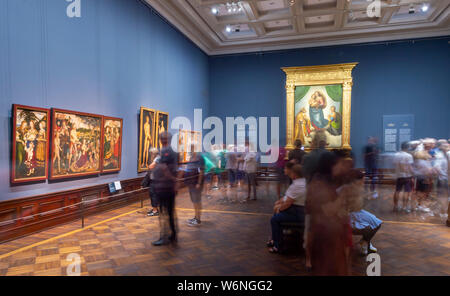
[294,85,343,148]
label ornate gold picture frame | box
[178,129,202,163]
[154,111,169,150]
[282,63,357,151]
[138,107,157,173]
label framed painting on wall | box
[102,116,123,173]
[138,107,156,173]
[178,129,202,163]
[11,104,50,183]
[282,63,357,151]
[50,109,103,180]
[154,111,169,150]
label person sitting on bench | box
[267,163,306,253]
[338,168,382,256]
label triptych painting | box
[11,105,123,183]
[12,104,170,181]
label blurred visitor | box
[181,144,205,226]
[363,137,379,198]
[225,145,239,188]
[142,148,161,217]
[267,163,306,253]
[244,142,259,201]
[433,140,448,199]
[305,151,350,275]
[302,131,327,183]
[413,149,433,212]
[341,169,382,256]
[151,132,179,246]
[393,142,414,212]
[204,144,219,198]
[275,145,288,199]
[288,139,306,164]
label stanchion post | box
[81,198,85,229]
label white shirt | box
[284,178,306,206]
[244,152,258,173]
[414,159,432,177]
[225,152,238,170]
[394,151,414,178]
[433,151,448,181]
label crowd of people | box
[268,133,384,275]
[140,131,449,276]
[363,137,450,215]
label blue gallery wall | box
[0,0,209,200]
[209,37,450,167]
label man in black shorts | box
[181,144,205,226]
[393,142,414,212]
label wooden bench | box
[279,221,305,253]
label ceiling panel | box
[145,0,450,54]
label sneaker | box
[418,206,431,213]
[147,210,159,217]
[369,243,377,253]
[187,217,196,223]
[188,218,201,226]
[371,192,379,199]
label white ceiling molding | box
[144,0,450,55]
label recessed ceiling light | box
[211,7,218,15]
[226,25,232,33]
[421,3,429,12]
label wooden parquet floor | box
[0,183,449,276]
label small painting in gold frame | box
[154,111,169,150]
[138,107,156,173]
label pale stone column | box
[342,80,353,150]
[286,82,295,150]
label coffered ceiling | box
[144,0,450,55]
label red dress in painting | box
[114,136,120,159]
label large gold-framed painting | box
[138,107,156,172]
[11,104,50,184]
[50,109,103,180]
[102,116,123,173]
[178,129,202,163]
[283,63,357,151]
[154,111,169,150]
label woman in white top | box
[267,163,306,253]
